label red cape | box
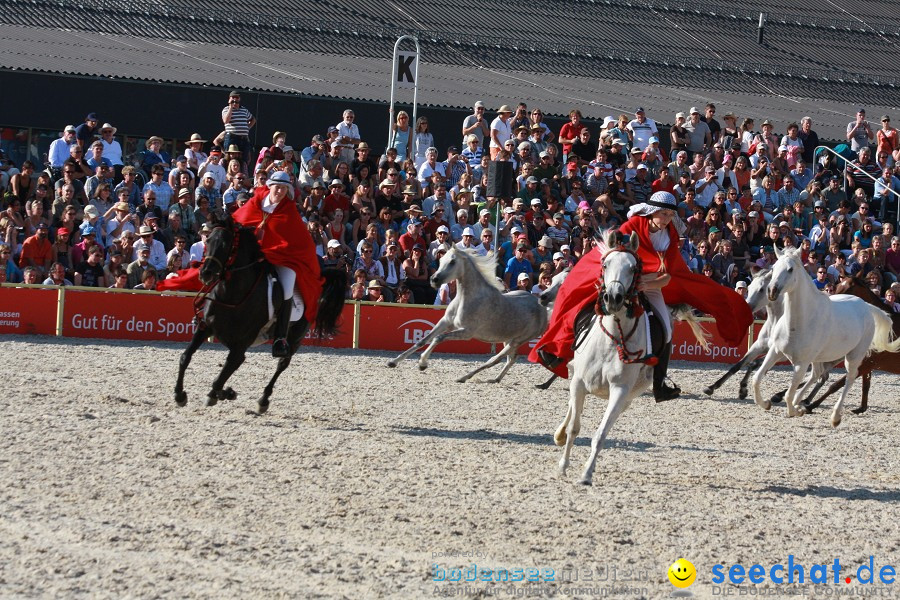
[529,214,752,377]
[157,267,203,292]
[232,189,323,322]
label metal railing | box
[815,145,900,224]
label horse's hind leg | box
[739,357,764,400]
[751,349,780,411]
[456,342,512,383]
[851,372,871,415]
[705,351,758,397]
[174,325,208,407]
[803,375,845,413]
[258,319,308,414]
[580,385,629,486]
[207,347,246,407]
[536,373,558,390]
[831,360,860,428]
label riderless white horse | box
[554,231,708,485]
[703,268,834,403]
[387,248,548,384]
[753,247,900,427]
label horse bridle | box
[193,221,265,326]
[594,244,647,364]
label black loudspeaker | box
[487,160,514,199]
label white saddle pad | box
[266,275,305,322]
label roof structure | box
[0,0,897,139]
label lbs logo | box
[398,318,437,344]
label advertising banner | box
[62,290,198,342]
[302,304,354,349]
[0,286,58,336]
[358,304,493,354]
[670,320,747,363]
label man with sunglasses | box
[461,101,490,148]
[63,143,92,180]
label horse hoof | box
[418,364,428,372]
[770,393,784,404]
[387,361,397,368]
[578,477,593,486]
[759,400,771,411]
[222,387,237,400]
[702,386,714,396]
[205,396,218,407]
[831,414,842,428]
[455,377,467,384]
[851,407,866,415]
[554,431,567,447]
[796,405,806,416]
[174,391,187,407]
[738,388,748,400]
[257,399,269,415]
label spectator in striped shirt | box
[461,135,483,168]
[221,90,256,173]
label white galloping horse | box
[387,248,548,383]
[753,247,900,427]
[555,231,708,485]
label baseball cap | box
[736,281,748,289]
[814,200,826,208]
[479,208,490,216]
[553,252,564,260]
[530,198,542,206]
[326,239,341,248]
[436,225,450,233]
[517,272,531,281]
[462,227,474,237]
[637,163,648,170]
[689,106,700,114]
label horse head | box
[746,267,773,312]
[199,214,236,285]
[767,247,803,302]
[431,247,461,289]
[600,230,640,314]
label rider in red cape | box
[529,190,753,400]
[233,171,323,356]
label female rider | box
[232,171,323,357]
[530,191,753,401]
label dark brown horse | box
[803,275,900,415]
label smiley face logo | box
[668,558,696,588]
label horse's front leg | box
[783,362,810,417]
[387,319,450,368]
[580,384,630,486]
[174,325,208,406]
[751,348,781,411]
[559,380,586,475]
[417,322,457,371]
[705,342,765,397]
[739,357,764,400]
[207,347,246,406]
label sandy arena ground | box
[2,335,900,599]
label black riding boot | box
[271,299,293,358]
[653,342,681,402]
[537,348,563,370]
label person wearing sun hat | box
[98,122,124,175]
[530,191,753,401]
[184,133,208,172]
[489,104,515,160]
[231,170,323,357]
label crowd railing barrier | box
[0,284,759,363]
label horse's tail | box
[671,303,711,351]
[312,268,347,338]
[867,305,900,354]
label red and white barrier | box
[0,285,753,363]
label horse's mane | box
[452,248,505,291]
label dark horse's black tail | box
[312,267,347,338]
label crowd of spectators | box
[2,95,899,312]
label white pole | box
[388,35,420,157]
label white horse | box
[554,231,708,485]
[387,248,548,383]
[703,268,834,402]
[753,247,900,427]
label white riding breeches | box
[642,288,672,355]
[275,265,295,301]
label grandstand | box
[0,0,898,143]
